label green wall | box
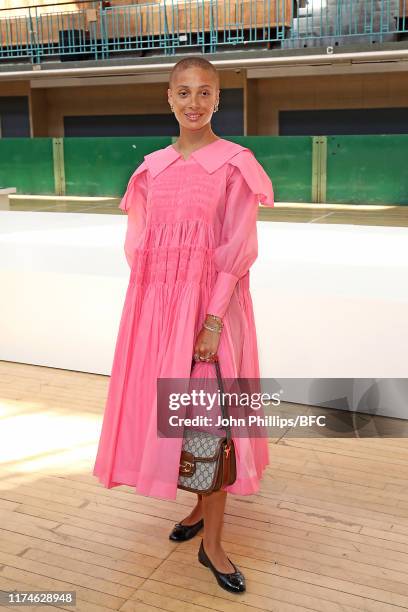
[0,135,407,205]
[64,137,170,197]
[326,135,408,205]
[0,138,54,194]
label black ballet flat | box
[198,539,246,593]
[169,517,204,541]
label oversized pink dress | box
[93,137,274,500]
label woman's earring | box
[214,103,219,112]
[169,103,174,112]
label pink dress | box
[93,138,274,500]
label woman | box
[93,56,274,594]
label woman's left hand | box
[194,327,220,363]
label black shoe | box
[198,539,246,593]
[169,517,204,541]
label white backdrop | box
[1,211,407,417]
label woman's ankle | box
[180,502,203,524]
[202,538,224,554]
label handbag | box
[177,355,237,494]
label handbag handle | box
[190,356,232,444]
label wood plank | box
[0,574,113,612]
[141,555,405,611]
[1,359,408,611]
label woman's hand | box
[194,327,220,363]
[193,314,223,363]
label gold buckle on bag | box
[179,450,196,476]
[180,460,193,473]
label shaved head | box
[169,57,220,89]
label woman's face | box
[168,67,219,131]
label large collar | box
[143,138,248,178]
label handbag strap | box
[190,356,232,443]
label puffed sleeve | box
[118,161,148,268]
[206,154,274,320]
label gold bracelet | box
[203,323,222,333]
[205,315,223,331]
[206,313,223,324]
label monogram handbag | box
[177,355,237,494]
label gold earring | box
[169,103,174,112]
[214,103,219,112]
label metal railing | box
[0,0,407,64]
[288,0,408,48]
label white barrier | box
[0,188,17,210]
[0,211,407,417]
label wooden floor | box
[6,195,408,228]
[1,360,408,611]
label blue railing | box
[0,0,407,64]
